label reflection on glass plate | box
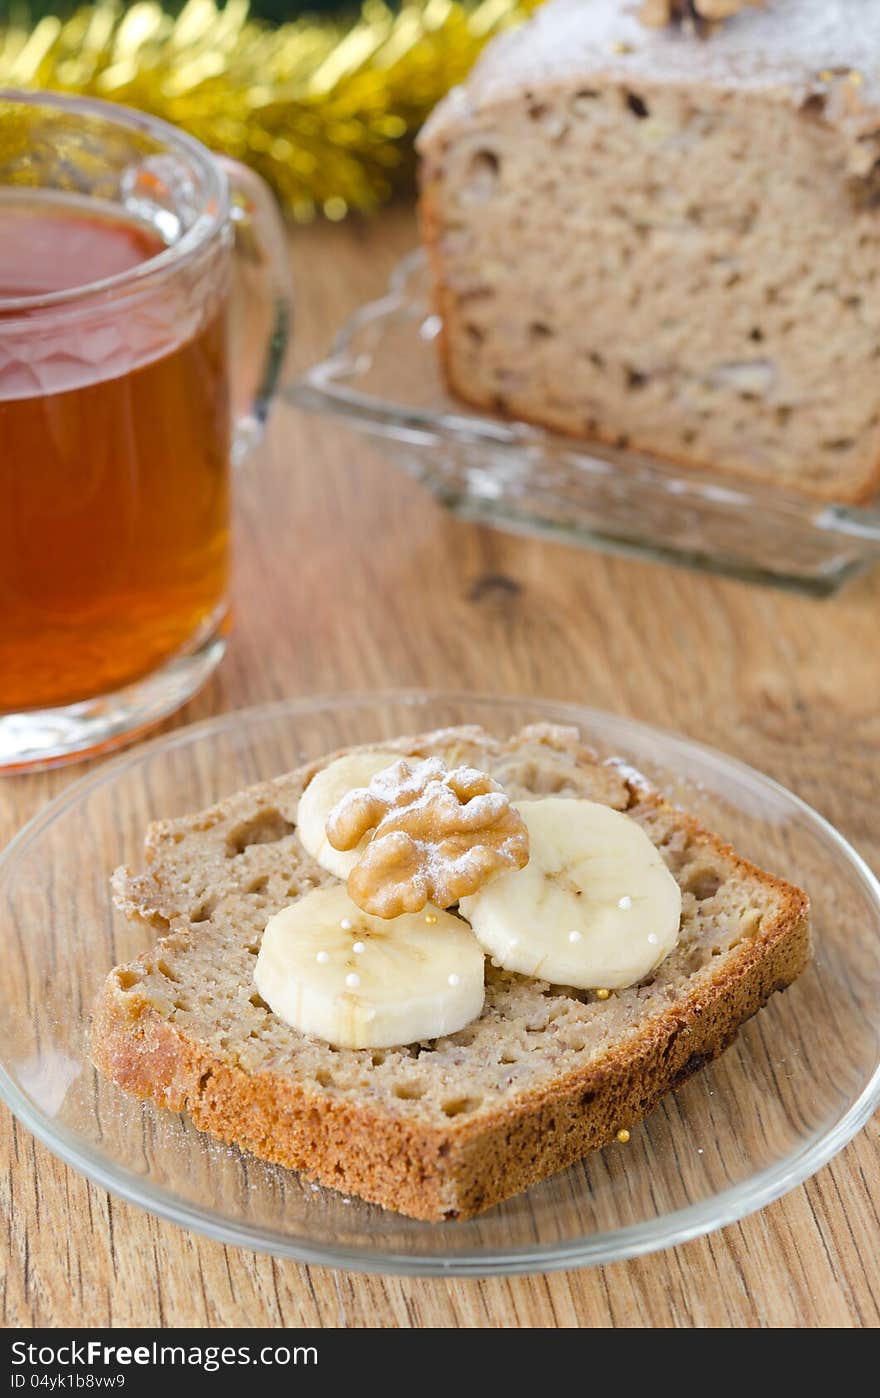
[1,692,878,1275]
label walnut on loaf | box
[417,0,880,503]
[640,0,761,30]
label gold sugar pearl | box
[596,987,611,1000]
[425,913,438,925]
[848,69,864,85]
[819,69,834,82]
[616,1128,631,1144]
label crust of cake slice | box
[91,724,810,1222]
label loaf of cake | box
[418,0,880,502]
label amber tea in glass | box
[0,92,289,768]
[0,196,230,712]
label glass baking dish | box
[287,250,880,595]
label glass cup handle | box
[217,157,292,465]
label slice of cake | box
[91,724,809,1222]
[418,0,880,501]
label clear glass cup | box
[0,90,291,771]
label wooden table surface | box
[3,208,879,1330]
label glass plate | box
[288,253,880,596]
[1,691,878,1276]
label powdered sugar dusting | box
[604,756,656,794]
[367,756,445,803]
[420,0,880,145]
[328,754,531,917]
[329,757,512,843]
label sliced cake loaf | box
[91,724,809,1221]
[418,0,880,502]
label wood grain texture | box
[2,208,879,1329]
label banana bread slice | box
[91,724,809,1221]
[418,0,880,502]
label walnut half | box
[326,757,530,919]
[639,0,760,31]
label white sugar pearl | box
[647,933,659,945]
[352,941,366,954]
[340,917,353,930]
[509,938,519,949]
[448,973,460,987]
[316,951,330,964]
[345,972,361,989]
[618,896,633,910]
[568,930,582,943]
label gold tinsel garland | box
[0,0,543,218]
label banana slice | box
[297,750,400,879]
[255,885,485,1049]
[459,798,681,990]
